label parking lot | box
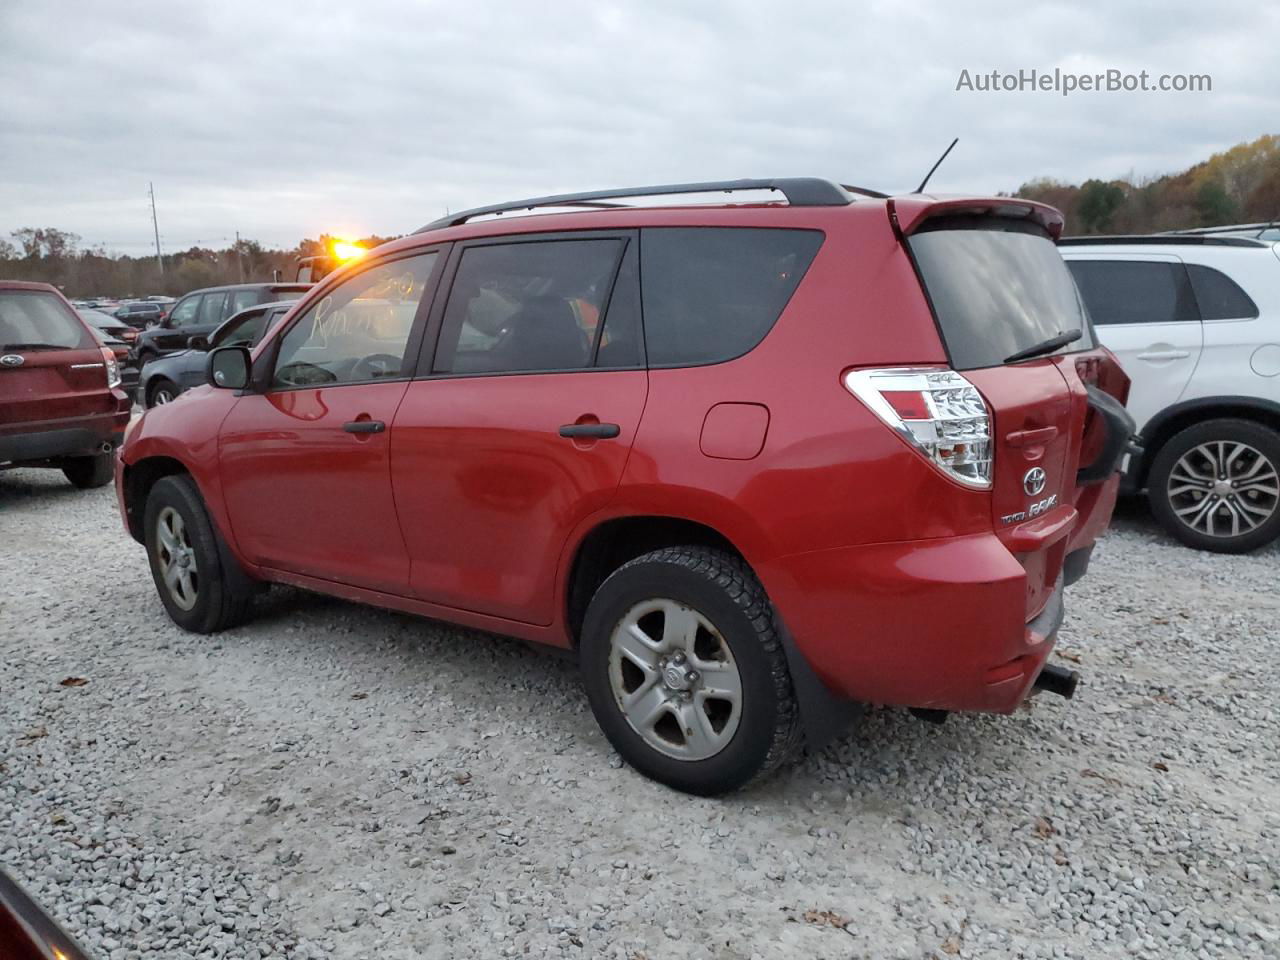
[1,469,1277,959]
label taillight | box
[843,367,993,489]
[100,346,122,389]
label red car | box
[1,281,132,488]
[116,179,1132,794]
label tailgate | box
[902,204,1102,617]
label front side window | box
[272,253,438,389]
[1066,260,1199,326]
[167,296,199,326]
[433,239,626,374]
[640,227,823,366]
[213,309,268,348]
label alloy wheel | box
[155,506,199,610]
[1167,440,1280,538]
[607,598,743,761]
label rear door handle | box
[1136,349,1191,361]
[559,423,620,439]
[343,420,386,434]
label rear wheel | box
[143,475,256,632]
[1148,418,1280,553]
[579,546,801,795]
[147,379,179,407]
[61,452,114,489]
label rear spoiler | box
[888,196,1065,241]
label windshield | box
[0,291,94,350]
[908,218,1094,370]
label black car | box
[84,324,141,402]
[132,282,311,365]
[113,301,166,328]
[77,307,139,345]
[139,300,295,406]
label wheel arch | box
[121,455,191,543]
[1131,396,1280,491]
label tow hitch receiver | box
[1034,663,1079,700]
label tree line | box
[0,231,397,299]
[1014,134,1279,234]
[3,133,1277,298]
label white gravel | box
[1,469,1278,959]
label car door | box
[390,232,647,625]
[218,250,444,592]
[1064,254,1203,434]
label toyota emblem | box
[0,354,25,367]
[1023,467,1047,496]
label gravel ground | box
[2,468,1278,960]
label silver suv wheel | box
[608,598,743,761]
[1167,440,1279,538]
[155,506,199,610]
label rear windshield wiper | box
[1,342,74,351]
[1004,329,1082,364]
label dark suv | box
[113,301,166,328]
[116,179,1133,794]
[132,283,311,365]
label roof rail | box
[1163,222,1275,235]
[1058,234,1267,249]
[417,178,856,231]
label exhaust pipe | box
[1034,663,1079,700]
[100,442,114,453]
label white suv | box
[1061,232,1280,552]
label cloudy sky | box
[1,0,1276,255]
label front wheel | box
[143,475,257,632]
[1147,418,1280,553]
[579,546,801,795]
[147,379,179,407]
[61,452,114,489]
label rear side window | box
[1067,260,1199,326]
[0,292,94,350]
[640,228,823,366]
[433,239,626,374]
[908,220,1094,369]
[1186,264,1258,320]
[229,289,259,313]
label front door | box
[218,250,444,592]
[391,233,647,625]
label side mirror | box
[187,335,210,351]
[207,346,251,390]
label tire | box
[143,474,256,632]
[147,379,179,407]
[61,452,114,489]
[579,546,802,795]
[1147,418,1280,553]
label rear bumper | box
[0,404,130,465]
[760,530,1070,715]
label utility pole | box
[235,230,245,282]
[148,182,164,276]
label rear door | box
[1063,254,1202,434]
[906,218,1096,618]
[390,232,646,625]
[0,289,113,434]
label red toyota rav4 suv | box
[116,180,1132,794]
[2,281,131,488]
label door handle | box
[1136,349,1191,361]
[559,423,620,439]
[343,419,386,434]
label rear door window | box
[908,219,1094,369]
[0,291,93,350]
[1186,264,1258,320]
[196,293,227,327]
[640,227,823,366]
[432,239,626,374]
[1066,260,1199,326]
[229,289,259,313]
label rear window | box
[0,291,94,350]
[267,287,310,302]
[1066,260,1199,326]
[640,227,823,366]
[908,219,1094,369]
